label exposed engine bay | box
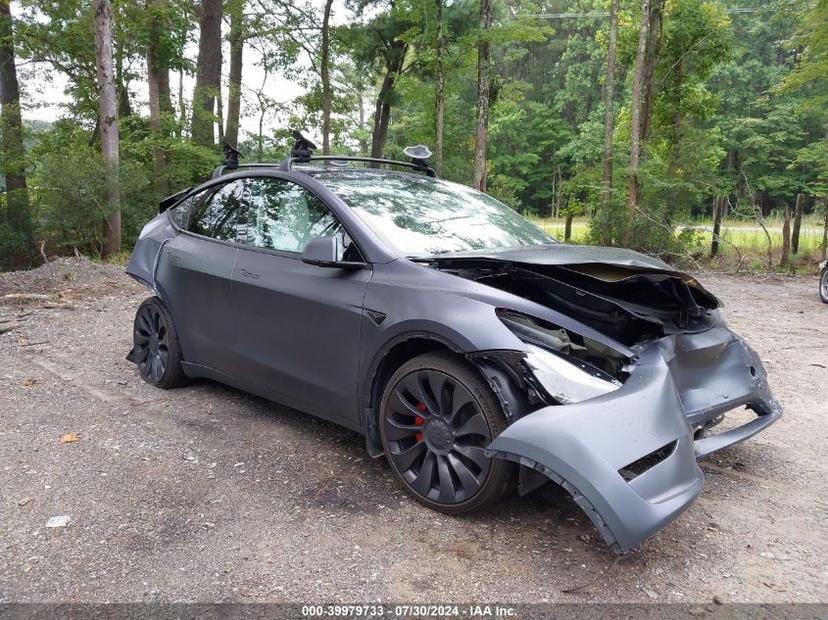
[430,256,720,347]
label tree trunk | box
[639,0,662,142]
[370,71,394,159]
[115,28,132,117]
[564,211,573,243]
[554,163,562,218]
[147,0,170,197]
[94,0,121,258]
[791,192,804,254]
[358,93,367,154]
[711,196,722,257]
[434,0,445,173]
[216,83,224,144]
[599,0,619,245]
[780,204,791,268]
[473,0,492,192]
[0,0,35,268]
[320,0,334,154]
[224,0,244,148]
[191,0,222,147]
[177,69,186,138]
[369,41,406,160]
[626,0,651,225]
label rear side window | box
[243,178,341,253]
[189,180,248,242]
[168,193,200,229]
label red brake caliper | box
[414,402,426,442]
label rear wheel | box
[130,297,187,389]
[379,352,514,514]
[820,267,828,304]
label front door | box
[231,176,371,426]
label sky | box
[12,0,354,142]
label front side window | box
[189,180,248,242]
[244,178,342,254]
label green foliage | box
[29,123,145,253]
[778,0,828,112]
[1,0,827,272]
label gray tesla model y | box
[126,137,781,553]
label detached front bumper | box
[485,327,782,553]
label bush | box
[28,118,218,256]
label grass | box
[530,216,827,273]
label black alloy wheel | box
[130,297,186,388]
[379,352,514,513]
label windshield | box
[310,169,555,256]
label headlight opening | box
[497,310,629,405]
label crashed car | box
[126,138,782,553]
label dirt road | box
[1,259,826,603]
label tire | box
[130,296,187,389]
[820,268,828,304]
[379,351,515,514]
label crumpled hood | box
[426,244,721,346]
[432,243,673,272]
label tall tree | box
[146,0,173,196]
[94,0,120,257]
[224,0,244,148]
[599,0,619,242]
[434,0,445,172]
[626,0,651,222]
[368,36,407,159]
[320,0,334,154]
[639,0,662,143]
[473,0,492,191]
[0,0,35,268]
[191,0,222,146]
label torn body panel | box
[125,211,178,290]
[485,327,781,553]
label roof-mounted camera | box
[402,145,433,173]
[291,130,317,163]
[222,142,243,170]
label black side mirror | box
[301,236,366,269]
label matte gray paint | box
[486,328,781,553]
[126,167,782,553]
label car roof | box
[297,166,439,184]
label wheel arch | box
[361,331,533,458]
[362,332,466,457]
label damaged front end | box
[435,251,782,553]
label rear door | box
[156,180,247,373]
[231,175,371,426]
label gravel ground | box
[0,258,826,604]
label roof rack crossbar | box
[283,155,438,177]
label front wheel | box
[820,268,828,304]
[128,296,187,389]
[379,352,514,514]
